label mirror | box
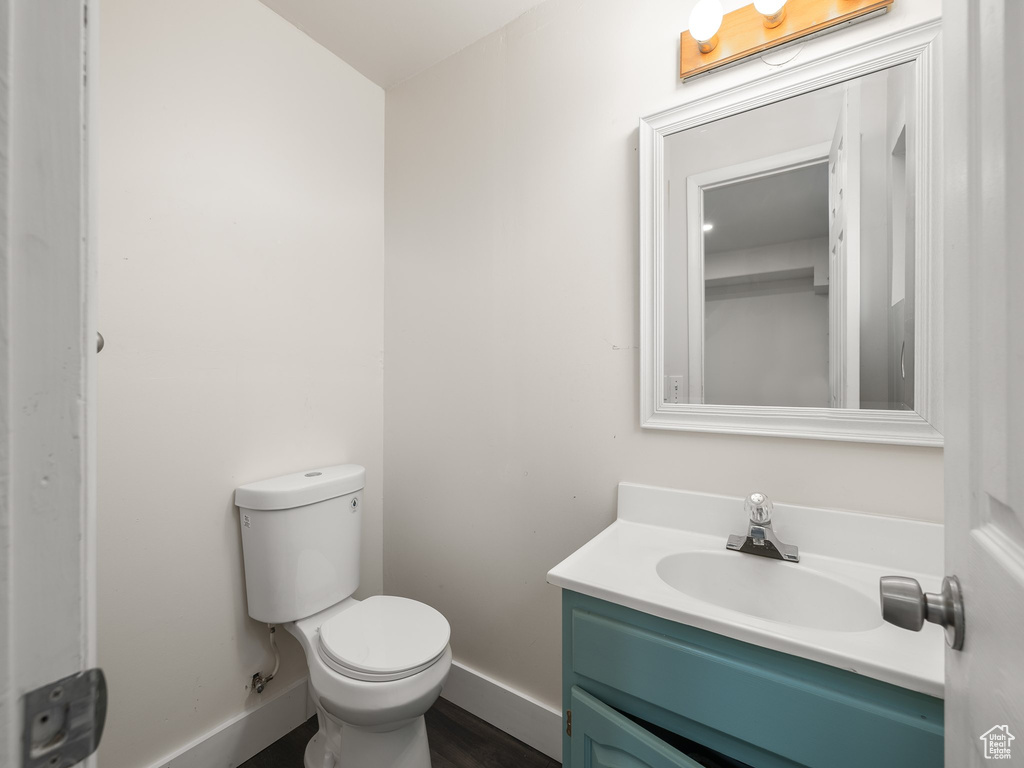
[667,63,915,410]
[640,27,941,444]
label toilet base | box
[304,707,432,768]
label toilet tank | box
[235,464,365,624]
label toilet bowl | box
[235,465,452,768]
[287,597,452,768]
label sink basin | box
[656,550,883,632]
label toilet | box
[236,464,451,768]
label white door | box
[0,2,98,768]
[942,0,1024,763]
[827,82,861,409]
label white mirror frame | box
[639,19,942,446]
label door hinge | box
[566,709,572,737]
[22,668,107,768]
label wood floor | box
[239,696,560,768]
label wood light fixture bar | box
[680,0,894,80]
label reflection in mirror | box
[664,62,915,410]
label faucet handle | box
[745,492,773,524]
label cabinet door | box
[570,687,703,768]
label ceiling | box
[259,0,550,89]
[703,163,830,255]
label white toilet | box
[236,464,452,768]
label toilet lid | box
[318,596,450,682]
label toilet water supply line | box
[252,624,280,694]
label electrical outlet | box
[666,375,686,404]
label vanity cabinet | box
[562,590,944,768]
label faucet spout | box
[726,492,800,562]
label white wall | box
[704,240,830,408]
[705,279,830,407]
[96,2,384,767]
[383,0,943,714]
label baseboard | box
[440,660,562,763]
[146,677,314,768]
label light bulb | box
[754,0,787,28]
[703,223,714,232]
[689,0,723,53]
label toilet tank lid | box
[235,464,365,511]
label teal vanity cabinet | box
[562,590,944,768]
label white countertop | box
[547,483,945,698]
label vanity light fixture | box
[688,0,724,54]
[680,0,895,80]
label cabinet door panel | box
[571,687,702,768]
[591,744,660,768]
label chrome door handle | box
[879,575,964,650]
[97,332,104,353]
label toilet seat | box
[317,595,450,682]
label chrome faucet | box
[726,492,800,562]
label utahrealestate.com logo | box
[980,725,1015,760]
